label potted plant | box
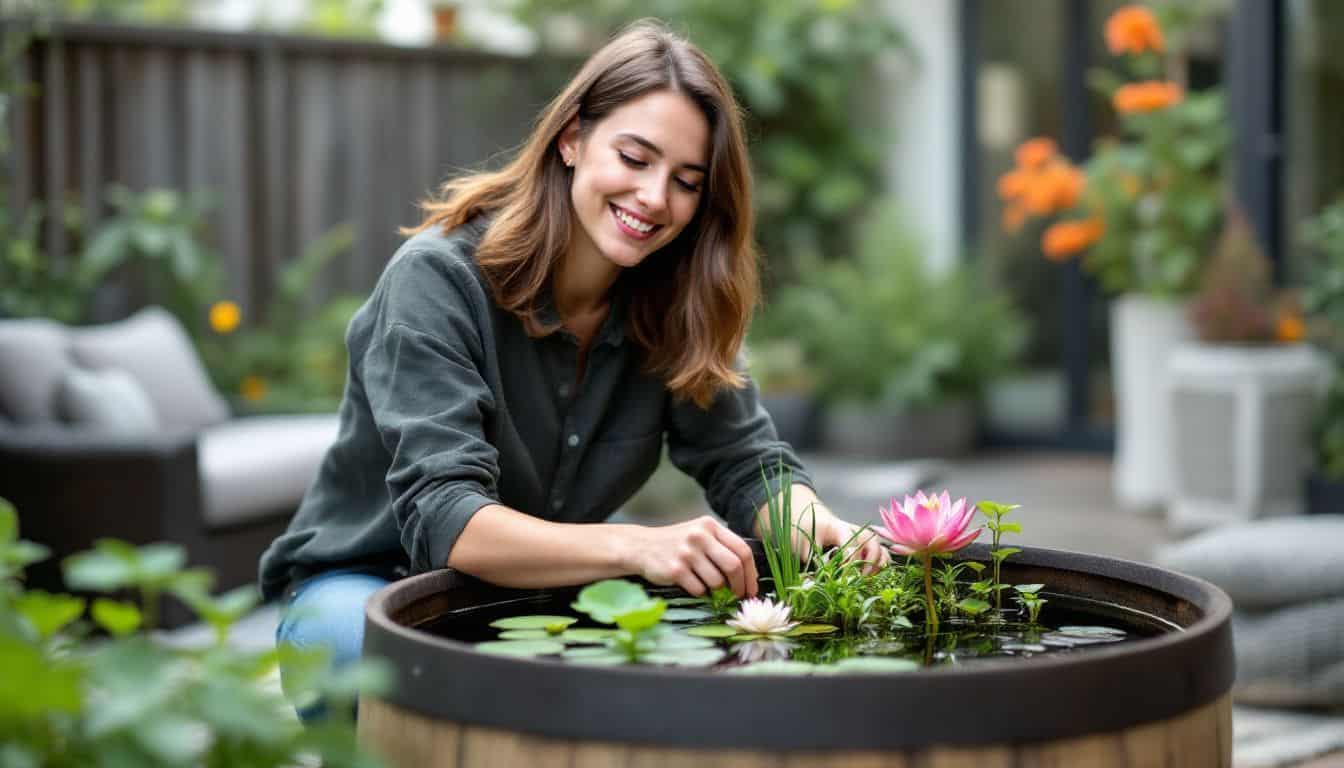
[768,199,1028,459]
[356,478,1235,766]
[1301,196,1344,513]
[1165,212,1327,532]
[998,5,1228,509]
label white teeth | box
[614,207,653,234]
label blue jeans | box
[276,569,392,722]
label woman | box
[260,19,886,712]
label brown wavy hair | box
[401,19,757,408]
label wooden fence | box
[8,20,570,314]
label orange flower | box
[1014,137,1057,170]
[240,375,268,402]
[1275,312,1306,344]
[1042,218,1106,261]
[1113,81,1183,114]
[209,301,241,335]
[1105,6,1164,55]
[1045,163,1086,210]
[997,169,1030,200]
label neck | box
[554,237,620,319]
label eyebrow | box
[616,132,708,174]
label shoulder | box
[365,217,496,341]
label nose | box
[635,178,669,217]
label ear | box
[557,118,581,166]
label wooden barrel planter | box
[358,544,1235,767]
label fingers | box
[713,525,760,597]
[854,529,890,575]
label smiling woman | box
[258,19,888,722]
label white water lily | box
[734,638,796,664]
[726,597,800,636]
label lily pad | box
[613,601,667,633]
[497,629,550,641]
[661,608,713,622]
[1057,625,1126,636]
[651,632,715,650]
[686,624,738,639]
[829,657,919,674]
[476,639,565,657]
[561,647,628,666]
[572,580,660,624]
[489,615,578,631]
[643,648,726,667]
[560,628,617,644]
[665,597,707,607]
[786,624,839,637]
[727,660,819,676]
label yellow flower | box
[1276,312,1306,344]
[209,301,241,334]
[240,375,268,402]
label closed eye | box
[675,177,702,193]
[618,151,648,169]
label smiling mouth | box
[610,203,660,239]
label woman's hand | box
[757,484,891,576]
[803,505,891,576]
[622,516,759,598]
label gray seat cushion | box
[0,318,71,424]
[58,366,159,434]
[1154,516,1344,610]
[69,307,230,434]
[1233,596,1344,707]
[198,414,339,528]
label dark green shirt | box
[258,218,810,599]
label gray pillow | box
[1233,596,1344,708]
[0,318,70,424]
[58,366,159,434]
[69,307,229,433]
[1154,516,1344,610]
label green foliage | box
[765,201,1029,405]
[0,496,387,767]
[758,459,806,609]
[198,223,363,412]
[571,579,667,660]
[784,528,873,631]
[1013,583,1047,625]
[79,185,222,335]
[1080,90,1229,297]
[1303,197,1344,359]
[978,499,1021,614]
[507,0,908,278]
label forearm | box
[446,503,640,588]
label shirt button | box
[566,433,580,448]
[558,384,570,398]
[551,498,564,511]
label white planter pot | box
[1166,343,1329,533]
[1110,294,1195,509]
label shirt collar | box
[535,283,628,348]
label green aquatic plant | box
[977,500,1023,613]
[759,460,808,611]
[1013,584,1048,625]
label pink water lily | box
[876,490,983,636]
[877,490,982,558]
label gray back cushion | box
[0,318,71,424]
[1155,515,1344,611]
[58,366,160,434]
[69,307,229,433]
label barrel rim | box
[362,543,1235,749]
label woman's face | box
[560,89,710,272]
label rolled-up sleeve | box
[360,256,501,572]
[665,362,814,536]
